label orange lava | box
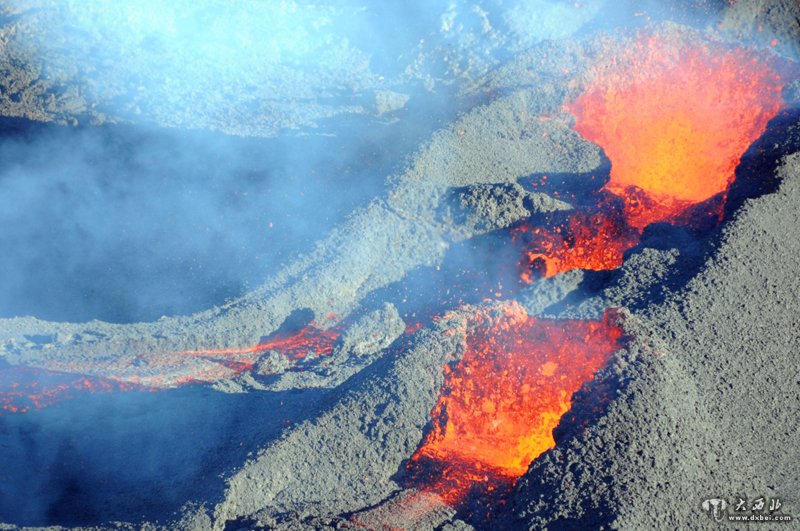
[181,323,339,362]
[0,365,144,414]
[2,324,342,408]
[513,34,786,285]
[513,207,639,281]
[407,303,623,506]
[123,323,341,387]
[568,34,784,229]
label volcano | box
[0,1,799,530]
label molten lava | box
[125,323,341,387]
[0,365,143,414]
[181,322,339,363]
[407,303,623,507]
[568,34,784,229]
[513,205,640,281]
[513,34,786,285]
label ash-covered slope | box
[0,54,597,386]
[0,0,614,137]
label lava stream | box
[106,322,341,388]
[0,323,341,413]
[0,365,145,414]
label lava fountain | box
[515,33,786,283]
[571,34,784,229]
[406,31,790,521]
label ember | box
[406,303,623,509]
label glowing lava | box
[514,34,786,285]
[0,365,144,414]
[406,303,623,507]
[513,206,640,281]
[120,323,341,387]
[0,324,341,412]
[180,322,340,363]
[569,34,784,229]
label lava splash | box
[406,303,623,511]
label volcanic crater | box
[1,2,799,530]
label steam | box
[0,0,628,325]
[0,381,324,525]
[0,122,389,323]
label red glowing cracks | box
[569,35,784,229]
[406,303,623,507]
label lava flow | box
[406,303,623,511]
[118,322,341,388]
[513,203,640,282]
[515,33,786,283]
[179,322,340,367]
[0,364,144,414]
[0,323,341,412]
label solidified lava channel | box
[406,303,623,511]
